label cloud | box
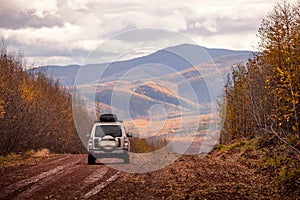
[184,16,261,36]
[0,0,59,18]
[0,0,63,29]
[0,11,63,29]
[2,23,80,45]
[1,0,297,65]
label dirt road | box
[0,154,120,200]
[1,149,292,199]
[98,152,279,200]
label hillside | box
[42,44,252,121]
[95,88,183,118]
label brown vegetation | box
[0,43,85,156]
[220,1,300,195]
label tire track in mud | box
[82,167,110,186]
[22,155,72,172]
[14,158,85,200]
[0,155,83,200]
[0,155,72,188]
[83,171,121,199]
[0,155,122,200]
[70,166,110,198]
[33,164,120,200]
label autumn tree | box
[220,2,300,194]
[0,44,86,155]
[221,1,300,143]
[258,1,300,137]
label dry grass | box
[33,149,50,157]
[0,149,58,170]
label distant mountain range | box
[42,44,252,86]
[40,44,253,119]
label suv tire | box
[88,154,96,164]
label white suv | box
[87,114,132,164]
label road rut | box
[0,154,120,200]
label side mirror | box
[126,133,133,137]
[86,134,91,138]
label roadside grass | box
[258,143,300,195]
[213,138,258,152]
[0,149,59,170]
[213,137,300,198]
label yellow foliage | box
[276,67,285,77]
[283,114,290,122]
[21,82,37,102]
[0,99,4,119]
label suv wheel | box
[88,154,96,164]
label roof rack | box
[97,114,122,123]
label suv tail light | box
[124,141,129,150]
[88,138,93,149]
[115,138,120,147]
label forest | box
[0,44,85,155]
[220,1,299,193]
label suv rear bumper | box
[88,149,128,158]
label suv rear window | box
[95,125,122,137]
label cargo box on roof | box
[99,114,118,122]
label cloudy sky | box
[0,0,298,66]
